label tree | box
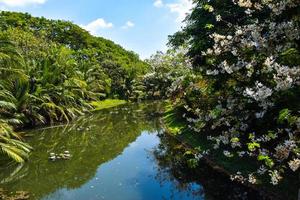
[169,0,300,185]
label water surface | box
[0,103,203,200]
[0,103,267,200]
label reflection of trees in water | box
[0,163,28,185]
[152,133,205,200]
[152,133,266,200]
[0,102,163,200]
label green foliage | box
[187,158,198,168]
[143,48,191,99]
[168,0,245,67]
[204,24,214,29]
[209,107,222,119]
[230,137,239,143]
[165,0,300,186]
[0,103,162,198]
[258,154,274,168]
[278,109,291,124]
[247,142,260,152]
[0,122,32,163]
[163,104,187,135]
[0,11,149,100]
[280,48,300,66]
[277,109,298,126]
[0,11,149,163]
[90,99,127,111]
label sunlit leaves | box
[258,154,274,168]
[0,122,32,163]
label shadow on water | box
[0,102,266,200]
[152,133,271,200]
[0,103,162,199]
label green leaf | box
[258,154,274,168]
[205,24,214,29]
[247,142,260,152]
[278,109,291,124]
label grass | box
[90,99,127,111]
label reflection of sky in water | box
[42,131,204,200]
[1,103,294,200]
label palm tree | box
[0,36,24,69]
[0,37,32,162]
[0,121,32,163]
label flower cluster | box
[244,82,273,102]
[274,140,297,161]
[174,0,300,186]
[269,170,282,185]
[230,172,258,185]
[288,159,300,172]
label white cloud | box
[166,0,194,23]
[121,21,135,29]
[0,0,46,7]
[153,0,163,8]
[153,0,193,23]
[81,18,113,35]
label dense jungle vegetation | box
[0,0,300,191]
[0,11,150,163]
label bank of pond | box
[0,102,298,200]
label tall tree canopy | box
[167,0,300,185]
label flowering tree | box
[169,0,300,185]
[143,48,191,99]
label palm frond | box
[0,143,26,163]
[0,100,17,111]
[0,122,32,163]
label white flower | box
[230,172,246,183]
[226,35,233,40]
[216,14,222,22]
[195,153,203,160]
[288,159,300,172]
[208,6,214,12]
[223,150,233,157]
[257,165,267,175]
[238,151,246,157]
[231,49,238,56]
[235,29,243,35]
[236,0,252,8]
[206,69,219,75]
[264,56,275,68]
[255,111,266,119]
[269,170,282,185]
[248,174,257,184]
[245,8,253,15]
[244,82,273,101]
[274,140,296,161]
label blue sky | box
[0,0,193,59]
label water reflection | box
[37,131,204,200]
[152,133,268,200]
[0,102,262,200]
[0,102,204,200]
[0,103,164,199]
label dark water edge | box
[0,102,276,200]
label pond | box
[0,103,263,200]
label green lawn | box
[90,99,127,111]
